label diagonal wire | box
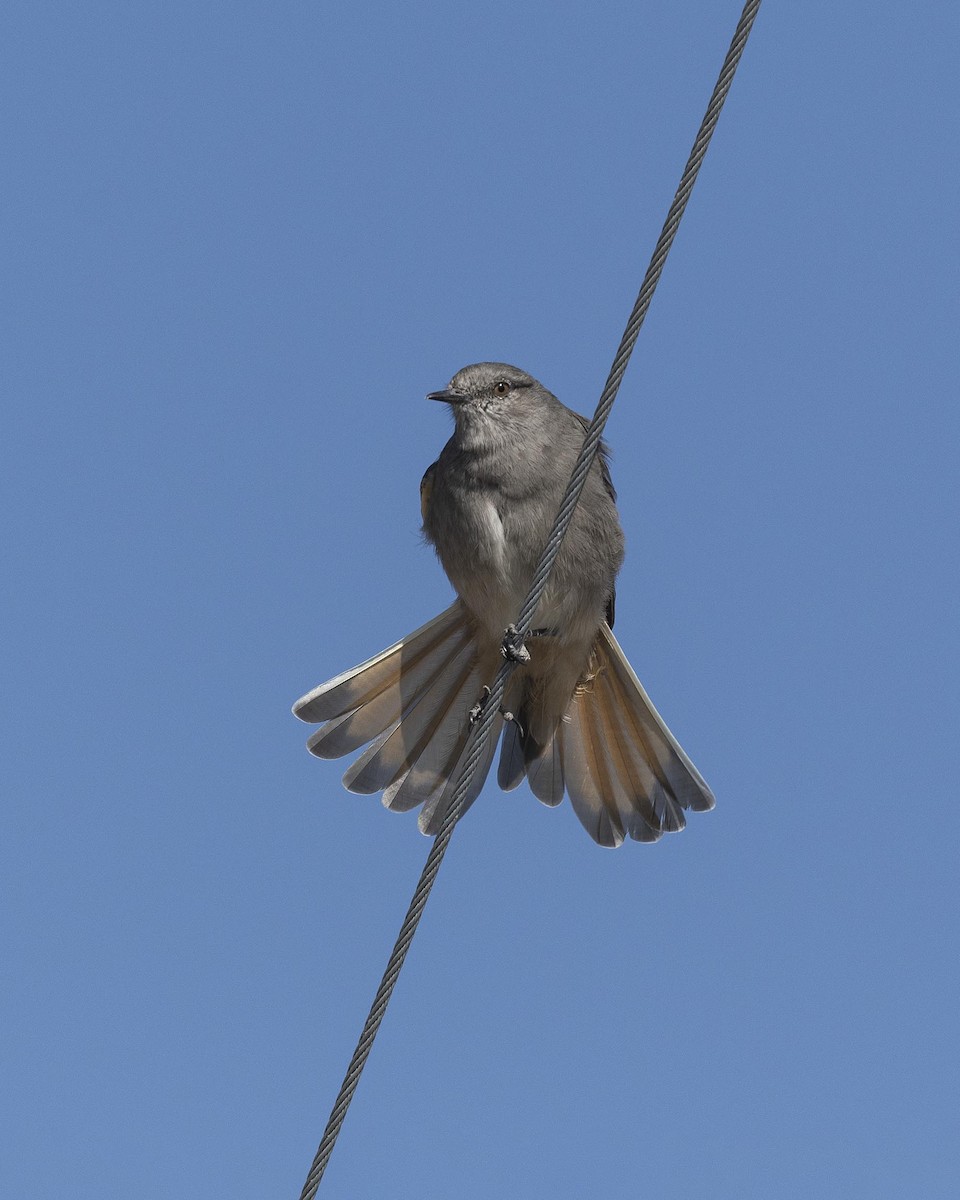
[298,2,762,1195]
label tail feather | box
[497,717,526,792]
[292,602,466,724]
[523,734,564,807]
[559,690,624,848]
[419,708,505,835]
[593,668,664,843]
[598,656,686,834]
[598,623,716,814]
[341,636,477,795]
[381,654,496,813]
[305,620,473,759]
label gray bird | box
[293,362,715,847]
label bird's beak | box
[426,387,469,405]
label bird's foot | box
[469,686,491,725]
[501,624,531,663]
[500,708,525,738]
[469,685,524,737]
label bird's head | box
[427,362,554,449]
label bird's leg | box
[468,684,524,737]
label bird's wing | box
[420,460,438,525]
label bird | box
[293,362,714,847]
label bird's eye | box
[494,380,511,396]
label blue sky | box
[3,2,959,1197]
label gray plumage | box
[293,362,714,847]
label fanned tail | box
[296,609,713,847]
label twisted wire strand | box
[299,3,761,1194]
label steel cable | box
[298,3,762,1193]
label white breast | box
[450,498,523,638]
[478,498,507,571]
